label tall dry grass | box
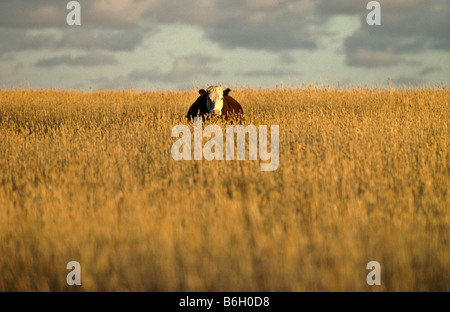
[0,85,448,291]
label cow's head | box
[199,86,231,116]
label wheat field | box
[0,85,448,291]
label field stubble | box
[0,86,448,291]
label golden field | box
[0,85,448,291]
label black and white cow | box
[186,86,244,122]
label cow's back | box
[222,95,244,121]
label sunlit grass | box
[0,85,448,291]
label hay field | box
[0,85,448,291]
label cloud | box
[92,54,222,89]
[1,0,448,61]
[343,0,449,67]
[0,26,150,56]
[131,0,320,51]
[83,0,158,28]
[317,0,364,15]
[0,0,158,28]
[2,0,449,53]
[419,66,442,76]
[0,27,58,55]
[242,67,302,77]
[278,52,296,65]
[56,28,150,52]
[319,0,425,16]
[129,54,221,83]
[0,1,65,28]
[346,48,399,68]
[90,75,136,90]
[35,52,118,67]
[203,1,319,51]
[1,0,449,90]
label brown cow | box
[186,86,244,122]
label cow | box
[186,86,244,122]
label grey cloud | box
[346,48,399,68]
[0,0,154,56]
[343,0,449,67]
[0,0,449,71]
[92,54,221,89]
[91,75,138,90]
[0,0,157,28]
[129,55,221,83]
[318,0,424,16]
[317,0,365,15]
[35,52,118,67]
[419,66,442,76]
[204,19,317,52]
[56,28,150,52]
[0,0,65,28]
[278,53,296,65]
[151,0,449,57]
[242,67,302,77]
[150,0,319,51]
[0,26,149,56]
[205,1,318,51]
[81,0,158,28]
[0,27,57,55]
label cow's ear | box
[199,89,207,95]
[223,88,231,96]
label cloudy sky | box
[0,0,448,90]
